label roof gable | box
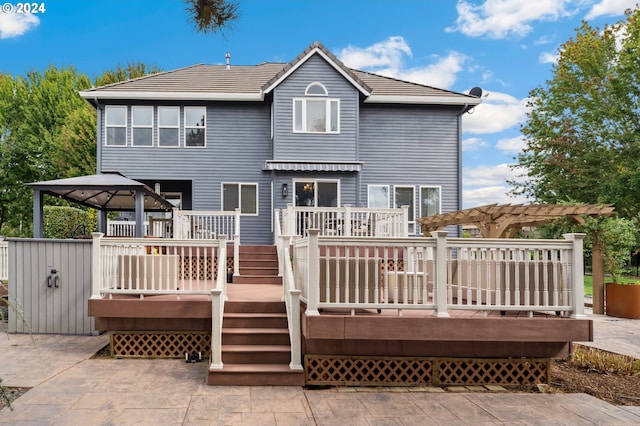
[261,41,371,96]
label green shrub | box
[43,206,93,239]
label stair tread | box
[222,344,291,352]
[222,327,288,334]
[224,312,287,318]
[214,364,297,373]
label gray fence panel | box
[8,239,95,335]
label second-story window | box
[158,107,179,147]
[105,106,127,146]
[185,106,206,147]
[293,82,339,134]
[132,106,153,146]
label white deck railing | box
[296,230,585,318]
[281,204,409,238]
[90,233,228,300]
[0,238,8,281]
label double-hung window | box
[185,107,206,147]
[367,185,390,208]
[105,106,127,146]
[222,183,258,215]
[158,107,179,147]
[293,82,339,133]
[132,106,153,146]
[420,186,441,217]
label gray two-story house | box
[80,41,481,244]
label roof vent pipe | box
[225,52,230,70]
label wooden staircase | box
[208,245,304,386]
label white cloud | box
[462,91,527,134]
[337,36,468,89]
[539,50,559,64]
[496,135,526,152]
[447,0,575,39]
[463,137,489,151]
[338,36,412,70]
[0,12,39,39]
[585,0,637,19]
[463,163,530,207]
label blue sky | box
[1,0,637,208]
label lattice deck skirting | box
[305,355,550,386]
[110,331,211,358]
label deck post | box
[90,232,104,299]
[306,229,320,316]
[274,208,281,247]
[210,288,224,369]
[172,208,181,238]
[344,204,352,236]
[288,288,303,370]
[432,230,450,318]
[564,233,586,318]
[233,208,240,277]
[402,205,409,237]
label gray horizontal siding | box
[101,102,274,244]
[359,105,461,233]
[273,54,358,161]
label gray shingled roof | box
[80,42,479,105]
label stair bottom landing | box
[208,363,304,386]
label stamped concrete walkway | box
[1,309,639,425]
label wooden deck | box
[89,282,592,359]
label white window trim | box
[292,98,340,134]
[105,105,127,146]
[367,185,390,208]
[221,182,259,216]
[419,185,442,217]
[158,106,180,148]
[131,106,154,147]
[184,106,206,148]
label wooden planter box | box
[606,282,640,319]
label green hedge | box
[43,206,94,239]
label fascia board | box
[364,95,483,105]
[79,91,264,101]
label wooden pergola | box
[418,203,615,238]
[417,203,616,314]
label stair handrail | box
[210,234,228,370]
[280,235,302,371]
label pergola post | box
[592,241,605,315]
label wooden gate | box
[7,239,95,335]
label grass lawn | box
[583,275,639,296]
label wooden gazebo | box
[417,203,616,313]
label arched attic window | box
[293,82,339,133]
[305,82,328,96]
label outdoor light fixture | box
[282,183,288,198]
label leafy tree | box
[0,63,161,237]
[184,0,239,35]
[511,8,640,219]
[94,62,162,87]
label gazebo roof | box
[417,203,616,238]
[26,172,173,212]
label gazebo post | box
[135,189,145,238]
[97,210,108,235]
[33,189,44,238]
